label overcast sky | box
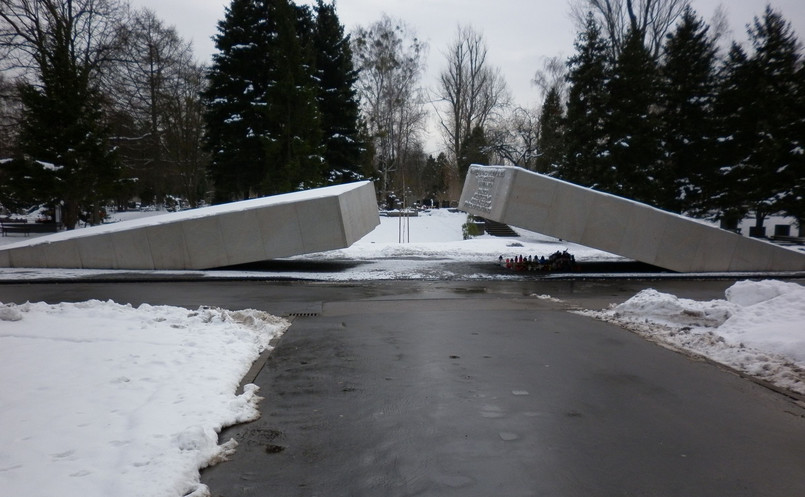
[131,0,804,107]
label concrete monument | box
[459,165,805,273]
[0,181,379,270]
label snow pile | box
[580,280,805,395]
[0,300,290,497]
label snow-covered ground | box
[1,207,803,496]
[578,279,805,396]
[0,301,289,497]
[312,209,625,262]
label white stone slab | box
[460,165,805,273]
[75,233,117,268]
[504,168,556,229]
[181,217,230,269]
[547,179,596,242]
[111,230,155,270]
[218,210,269,265]
[298,196,345,252]
[580,193,632,255]
[339,180,383,245]
[617,203,665,266]
[254,202,306,259]
[0,181,379,270]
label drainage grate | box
[286,312,320,318]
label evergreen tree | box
[458,125,490,179]
[312,0,364,184]
[713,43,753,228]
[1,0,121,228]
[422,153,448,202]
[16,29,119,228]
[204,0,323,201]
[606,27,663,205]
[204,0,268,201]
[754,8,804,229]
[659,7,719,214]
[563,13,611,187]
[18,77,119,226]
[535,86,565,175]
[715,7,803,233]
[784,57,805,231]
[261,0,323,193]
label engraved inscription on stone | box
[462,167,507,214]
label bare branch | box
[352,14,428,194]
[569,0,690,58]
[435,24,509,179]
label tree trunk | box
[62,200,80,230]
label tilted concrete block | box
[460,165,805,273]
[111,230,155,270]
[75,233,117,269]
[617,203,665,265]
[0,181,379,270]
[217,210,268,265]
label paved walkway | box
[1,280,803,496]
[199,284,805,497]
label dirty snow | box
[579,279,805,395]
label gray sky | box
[132,0,805,108]
[132,0,804,152]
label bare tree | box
[531,55,569,102]
[0,73,20,159]
[108,7,196,204]
[435,24,508,192]
[570,0,690,58]
[352,15,428,196]
[708,4,731,50]
[0,0,122,79]
[487,105,540,169]
[160,61,209,207]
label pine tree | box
[16,30,119,228]
[535,87,565,175]
[422,153,448,202]
[753,9,804,229]
[2,0,120,228]
[260,0,323,193]
[458,126,490,179]
[713,43,753,228]
[659,7,719,214]
[715,7,803,233]
[606,27,663,205]
[204,0,268,201]
[204,0,324,201]
[312,0,363,184]
[563,13,611,188]
[784,59,805,231]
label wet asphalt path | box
[2,279,805,496]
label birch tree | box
[352,15,427,196]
